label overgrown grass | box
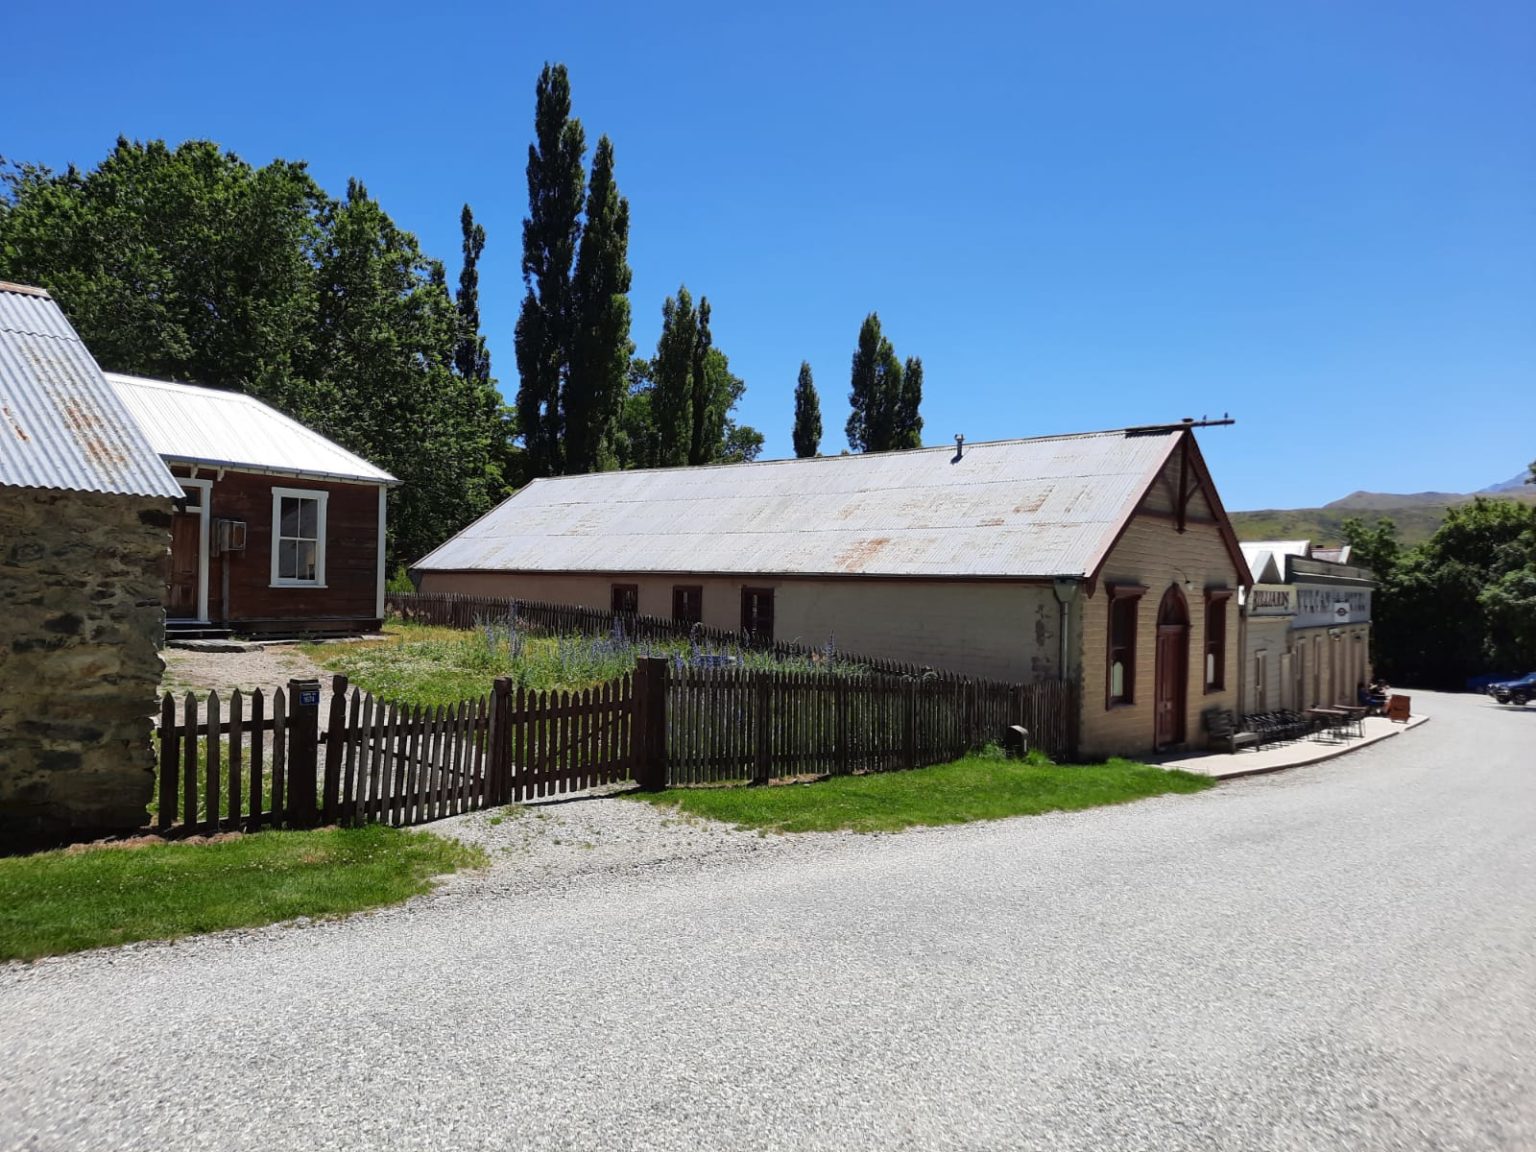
[0,825,485,962]
[305,619,869,708]
[631,749,1215,833]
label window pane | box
[1111,661,1124,699]
[299,541,317,581]
[280,497,299,538]
[278,539,297,579]
[299,498,318,540]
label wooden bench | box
[1204,707,1259,754]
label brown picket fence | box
[660,664,1077,786]
[151,673,637,835]
[151,658,1075,834]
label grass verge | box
[630,751,1215,833]
[0,825,485,963]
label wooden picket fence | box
[662,665,1077,786]
[150,657,1076,834]
[151,673,636,836]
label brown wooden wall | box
[172,466,381,632]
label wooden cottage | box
[0,283,182,847]
[107,373,398,638]
[414,423,1252,757]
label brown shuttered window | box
[672,585,703,625]
[1106,585,1147,708]
[611,584,639,615]
[740,587,774,642]
[1204,589,1232,692]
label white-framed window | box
[270,487,328,587]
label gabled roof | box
[106,373,397,485]
[1240,540,1310,583]
[0,283,181,498]
[418,426,1225,580]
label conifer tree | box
[896,355,924,449]
[791,360,822,457]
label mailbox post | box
[288,677,322,826]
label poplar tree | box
[514,63,585,478]
[791,360,821,457]
[453,204,490,385]
[687,296,716,465]
[566,135,632,473]
[896,355,924,450]
[845,312,923,453]
[650,286,698,467]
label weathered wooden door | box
[1154,586,1190,748]
[167,513,200,618]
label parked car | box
[1489,673,1536,706]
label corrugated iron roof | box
[416,428,1184,579]
[0,285,182,499]
[107,373,398,485]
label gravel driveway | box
[4,689,1534,1150]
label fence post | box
[287,678,322,827]
[490,676,513,804]
[322,674,348,823]
[904,680,918,770]
[632,657,668,791]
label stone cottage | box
[0,282,182,849]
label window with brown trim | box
[1106,585,1146,707]
[740,587,774,642]
[1204,589,1231,692]
[611,584,639,615]
[672,585,703,625]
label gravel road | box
[3,689,1533,1151]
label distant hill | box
[1232,480,1536,548]
[1480,472,1532,494]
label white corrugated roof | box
[107,373,397,485]
[416,428,1185,579]
[1240,540,1310,583]
[0,283,182,498]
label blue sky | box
[7,0,1534,509]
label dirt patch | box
[162,645,328,697]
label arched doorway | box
[1154,585,1190,748]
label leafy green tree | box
[0,139,322,409]
[566,136,632,474]
[1339,517,1401,581]
[513,63,585,478]
[845,313,921,452]
[1369,498,1536,686]
[792,361,821,457]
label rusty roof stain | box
[416,428,1188,580]
[0,285,180,498]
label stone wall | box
[1,488,170,849]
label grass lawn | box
[0,825,485,963]
[631,751,1215,833]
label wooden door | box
[167,513,201,619]
[1155,627,1188,747]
